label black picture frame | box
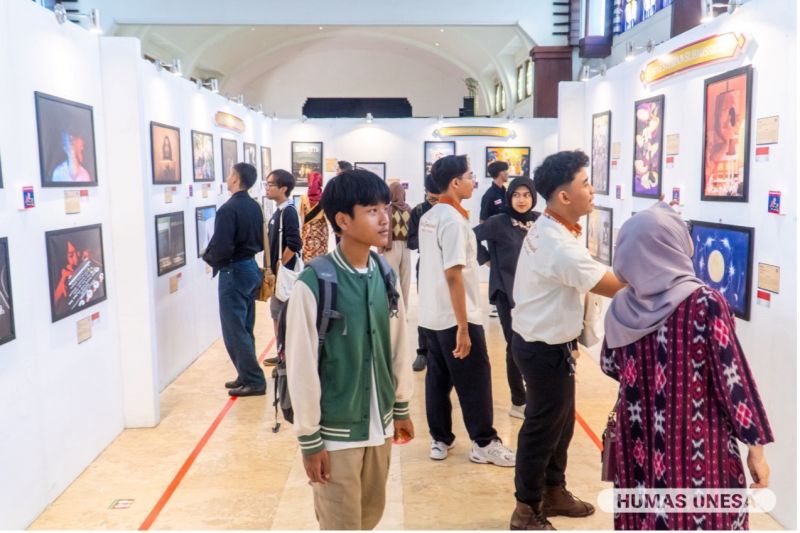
[0,237,15,345]
[291,141,323,187]
[591,111,612,195]
[689,220,754,320]
[191,130,215,183]
[631,94,664,199]
[195,205,216,258]
[260,146,272,180]
[150,121,182,185]
[354,162,387,180]
[424,141,456,178]
[35,91,99,188]
[155,211,187,276]
[221,138,238,181]
[243,142,258,168]
[484,146,531,179]
[586,206,614,266]
[45,223,107,323]
[701,65,753,203]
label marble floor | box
[29,285,784,530]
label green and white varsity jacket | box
[284,246,414,455]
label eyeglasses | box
[266,182,277,188]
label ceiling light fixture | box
[195,78,220,93]
[301,115,308,123]
[701,0,743,23]
[365,112,374,124]
[434,42,440,47]
[625,39,656,62]
[54,3,102,34]
[437,114,444,123]
[318,26,324,30]
[579,61,607,82]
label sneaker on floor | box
[430,439,455,461]
[509,404,526,419]
[412,353,428,372]
[470,439,516,467]
[489,305,499,318]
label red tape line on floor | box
[138,336,276,530]
[575,410,604,452]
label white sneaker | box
[430,439,455,461]
[509,404,525,419]
[470,439,516,467]
[489,305,499,318]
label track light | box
[437,114,444,123]
[625,39,656,62]
[271,112,278,121]
[301,115,308,123]
[579,62,607,82]
[365,112,374,123]
[155,58,183,77]
[701,0,742,23]
[54,3,102,34]
[195,78,219,93]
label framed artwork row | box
[424,141,455,177]
[485,146,530,179]
[291,141,323,187]
[632,94,664,199]
[151,121,182,185]
[191,130,215,182]
[155,211,187,276]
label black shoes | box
[225,378,243,389]
[228,385,267,397]
[263,356,279,366]
[412,353,427,372]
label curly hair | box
[533,150,589,201]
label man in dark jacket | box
[406,175,439,372]
[480,161,509,222]
[203,162,266,397]
[264,169,303,365]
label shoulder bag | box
[275,206,304,302]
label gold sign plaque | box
[436,126,512,138]
[640,33,748,86]
[756,116,779,145]
[214,111,245,133]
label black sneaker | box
[412,353,427,372]
[263,356,279,366]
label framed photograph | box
[291,141,323,187]
[260,146,272,179]
[0,238,15,345]
[586,206,613,266]
[701,65,753,202]
[221,138,238,180]
[690,220,754,320]
[262,196,274,223]
[35,92,98,187]
[243,142,257,167]
[424,141,456,177]
[155,211,187,276]
[591,111,612,195]
[45,224,107,322]
[354,162,386,180]
[150,122,181,185]
[485,146,531,179]
[632,95,664,198]
[191,130,215,182]
[195,205,216,258]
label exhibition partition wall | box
[0,1,274,528]
[558,0,796,527]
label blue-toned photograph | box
[690,220,754,320]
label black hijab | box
[506,177,537,223]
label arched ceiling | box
[114,24,534,116]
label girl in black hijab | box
[474,177,538,418]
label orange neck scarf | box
[544,208,582,237]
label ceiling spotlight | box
[54,4,103,34]
[579,62,607,82]
[155,58,182,77]
[271,112,278,121]
[318,26,324,30]
[194,78,220,93]
[625,39,656,62]
[434,42,440,47]
[365,112,374,123]
[702,0,742,23]
[437,114,444,123]
[440,28,445,33]
[301,115,308,123]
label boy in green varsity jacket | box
[285,169,414,530]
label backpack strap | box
[370,251,400,318]
[307,255,343,347]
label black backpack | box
[271,250,399,432]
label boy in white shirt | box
[509,150,624,530]
[418,155,515,467]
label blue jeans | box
[218,258,265,388]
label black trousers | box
[417,326,428,356]
[425,324,498,447]
[495,291,526,406]
[512,333,576,504]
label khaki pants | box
[313,439,392,530]
[383,240,410,306]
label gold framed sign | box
[640,33,748,86]
[214,111,245,133]
[435,126,512,138]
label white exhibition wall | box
[0,0,274,528]
[559,0,796,527]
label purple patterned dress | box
[600,286,773,530]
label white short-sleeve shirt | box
[417,203,484,331]
[512,215,607,344]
